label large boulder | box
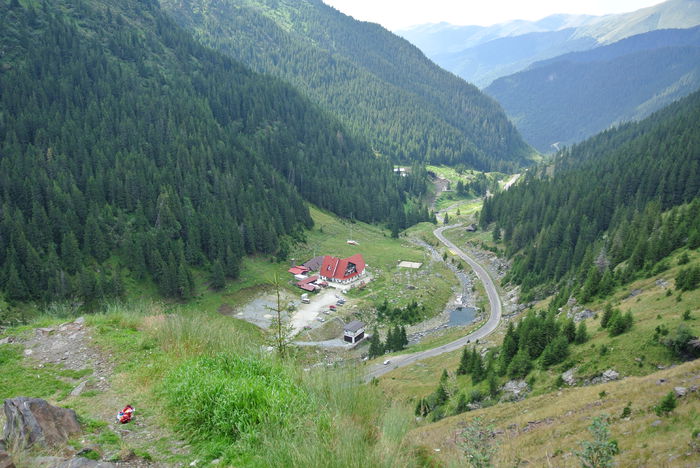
[3,398,81,449]
[562,368,577,386]
[589,369,620,385]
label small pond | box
[448,306,477,327]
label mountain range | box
[486,25,700,152]
[160,0,532,171]
[398,0,700,87]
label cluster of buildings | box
[288,253,367,291]
[289,253,368,345]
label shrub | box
[655,391,677,416]
[608,310,633,337]
[459,417,498,468]
[575,415,619,468]
[662,324,700,359]
[620,402,631,419]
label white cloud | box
[322,0,665,30]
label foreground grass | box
[2,301,423,467]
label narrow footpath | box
[365,223,503,381]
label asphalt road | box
[365,224,503,381]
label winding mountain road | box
[365,224,503,381]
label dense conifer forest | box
[0,0,430,303]
[160,0,532,172]
[480,90,700,300]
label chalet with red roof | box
[319,254,366,284]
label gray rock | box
[0,450,14,468]
[74,317,85,326]
[34,457,116,468]
[70,381,88,397]
[590,369,620,385]
[3,397,81,449]
[651,420,663,427]
[573,309,595,323]
[562,368,577,386]
[0,337,12,345]
[502,380,530,400]
[674,387,688,398]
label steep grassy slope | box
[486,26,700,151]
[160,0,532,171]
[411,359,700,466]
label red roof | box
[288,266,310,275]
[296,275,319,286]
[299,284,316,292]
[320,254,365,281]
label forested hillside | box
[0,0,429,304]
[159,0,532,171]
[480,91,700,300]
[486,26,700,152]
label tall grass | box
[252,367,418,468]
[34,299,419,466]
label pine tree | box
[385,327,396,353]
[575,321,589,344]
[563,319,577,343]
[368,329,384,358]
[457,346,473,375]
[399,326,408,350]
[210,260,225,291]
[600,304,614,329]
[471,350,486,383]
[487,371,499,398]
[507,348,533,379]
[61,232,81,275]
[5,263,28,302]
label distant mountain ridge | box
[160,0,532,171]
[485,26,700,152]
[398,0,700,87]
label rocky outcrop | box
[3,398,81,449]
[588,369,620,385]
[501,380,530,402]
[562,368,577,386]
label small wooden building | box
[343,320,365,344]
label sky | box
[322,0,665,30]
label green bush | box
[159,354,309,456]
[654,391,677,416]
